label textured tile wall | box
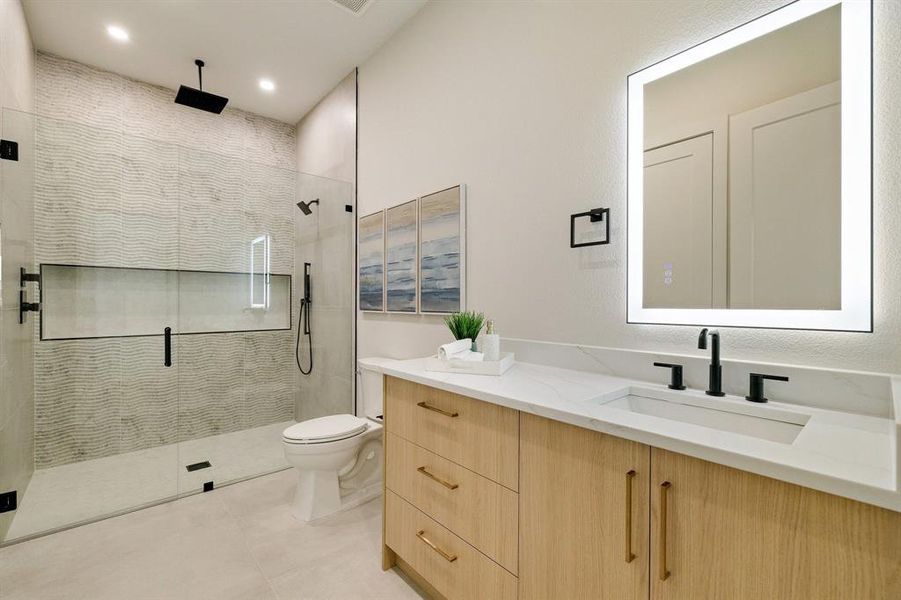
[32,53,298,468]
[294,178,355,422]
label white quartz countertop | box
[360,356,900,513]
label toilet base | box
[291,471,381,522]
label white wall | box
[0,0,33,111]
[357,0,901,374]
[296,70,356,183]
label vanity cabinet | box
[519,413,649,600]
[650,448,901,600]
[383,376,520,600]
[383,378,901,600]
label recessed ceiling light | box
[259,78,275,92]
[106,25,129,42]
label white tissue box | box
[425,352,515,376]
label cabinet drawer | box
[385,490,517,600]
[386,432,519,574]
[385,376,519,490]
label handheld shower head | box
[296,199,320,216]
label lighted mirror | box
[627,0,871,331]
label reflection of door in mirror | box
[641,4,841,311]
[643,134,714,309]
[729,82,840,309]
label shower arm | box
[196,59,204,91]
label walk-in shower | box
[0,90,354,544]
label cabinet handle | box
[416,529,458,562]
[625,469,636,563]
[417,466,459,490]
[659,481,672,581]
[416,401,459,418]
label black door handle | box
[164,327,171,367]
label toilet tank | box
[358,365,384,419]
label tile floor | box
[0,469,425,600]
[6,421,294,542]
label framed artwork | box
[358,210,385,312]
[418,185,466,314]
[385,200,418,313]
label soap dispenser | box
[483,319,500,361]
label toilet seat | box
[283,414,369,444]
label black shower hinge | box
[19,289,39,324]
[0,139,18,161]
[20,267,41,287]
[203,481,215,492]
[0,490,17,513]
[186,460,211,472]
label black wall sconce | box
[570,207,610,248]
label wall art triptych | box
[358,184,466,315]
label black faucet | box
[697,328,724,397]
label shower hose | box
[295,298,313,375]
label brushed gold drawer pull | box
[416,529,458,562]
[417,466,459,490]
[659,481,672,581]
[417,401,459,418]
[625,469,636,563]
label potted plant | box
[443,311,485,352]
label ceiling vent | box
[329,0,372,16]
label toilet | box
[282,367,384,521]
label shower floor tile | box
[0,470,424,600]
[5,420,294,542]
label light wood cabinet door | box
[651,448,901,600]
[519,413,650,600]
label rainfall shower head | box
[296,199,320,216]
[175,59,228,114]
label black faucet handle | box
[653,362,686,390]
[746,373,789,404]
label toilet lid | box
[283,414,369,444]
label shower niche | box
[40,264,292,340]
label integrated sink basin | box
[600,387,811,444]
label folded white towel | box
[447,349,484,362]
[438,338,472,360]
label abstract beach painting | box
[419,186,465,314]
[385,200,418,313]
[358,211,385,312]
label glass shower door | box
[174,150,297,494]
[0,110,183,544]
[295,174,355,421]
